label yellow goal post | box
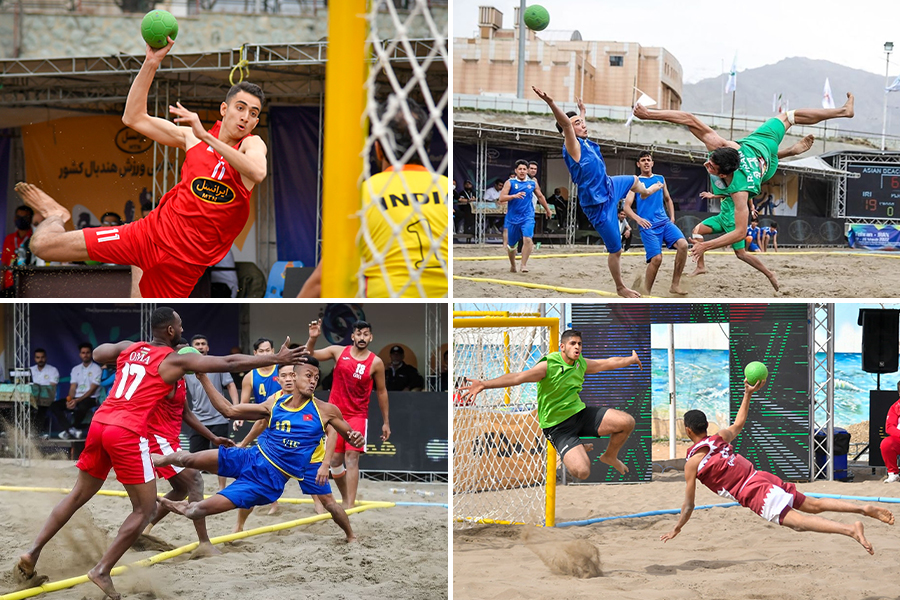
[453,315,559,527]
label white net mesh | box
[358,0,449,298]
[453,322,552,527]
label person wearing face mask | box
[2,205,34,295]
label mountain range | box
[682,57,900,139]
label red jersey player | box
[14,36,267,298]
[15,307,307,600]
[662,378,894,555]
[141,340,234,556]
[306,319,390,509]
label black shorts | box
[189,423,230,453]
[542,406,608,459]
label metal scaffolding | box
[13,303,31,466]
[832,151,900,223]
[424,303,444,392]
[809,302,835,481]
[140,303,157,343]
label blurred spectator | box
[211,248,239,298]
[229,345,246,387]
[100,212,123,227]
[385,345,424,391]
[618,209,632,252]
[2,205,34,295]
[548,188,568,230]
[29,347,59,398]
[458,180,475,235]
[50,342,101,439]
[140,202,153,219]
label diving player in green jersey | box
[457,329,641,479]
[634,93,854,291]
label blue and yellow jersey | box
[359,165,449,298]
[251,366,281,404]
[256,395,326,480]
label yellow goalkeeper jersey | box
[359,165,449,298]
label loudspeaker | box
[858,309,900,373]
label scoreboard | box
[845,163,900,218]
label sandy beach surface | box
[453,457,899,600]
[453,245,900,298]
[0,458,448,600]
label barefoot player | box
[662,379,894,554]
[633,94,854,290]
[15,38,267,298]
[498,159,551,273]
[305,319,390,509]
[622,151,688,296]
[458,329,640,480]
[533,87,663,298]
[14,308,306,600]
[152,360,361,543]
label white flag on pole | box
[887,74,900,92]
[625,92,657,127]
[822,78,835,109]
[724,53,737,94]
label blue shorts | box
[216,446,331,509]
[582,175,635,253]
[641,221,685,262]
[505,220,535,248]
[748,242,760,252]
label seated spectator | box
[49,342,101,439]
[385,346,424,391]
[30,348,60,398]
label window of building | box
[609,55,624,67]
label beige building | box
[454,5,683,110]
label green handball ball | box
[141,10,179,49]
[744,361,768,385]
[178,345,201,375]
[523,4,550,31]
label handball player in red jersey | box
[306,319,390,509]
[663,379,894,555]
[140,339,233,557]
[14,308,307,600]
[14,37,267,298]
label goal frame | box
[453,315,559,527]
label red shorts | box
[83,219,207,298]
[335,415,367,454]
[148,433,185,480]
[736,470,807,525]
[76,422,155,485]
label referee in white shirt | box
[30,348,60,397]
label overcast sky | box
[453,0,900,83]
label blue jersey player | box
[533,87,664,297]
[623,151,688,296]
[499,160,551,273]
[152,359,363,543]
[234,337,282,432]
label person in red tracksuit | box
[14,36,267,299]
[306,318,390,510]
[880,382,900,484]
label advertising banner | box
[848,224,900,250]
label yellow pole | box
[503,330,511,405]
[321,0,367,298]
[546,319,558,526]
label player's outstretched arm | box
[632,104,737,152]
[196,372,272,421]
[182,398,234,447]
[93,340,134,366]
[719,379,763,443]
[585,351,642,374]
[238,417,268,448]
[663,182,676,223]
[691,192,751,260]
[122,39,190,150]
[532,86,581,162]
[317,401,365,448]
[457,362,549,401]
[304,320,342,362]
[162,337,307,381]
[661,455,699,542]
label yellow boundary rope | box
[0,486,394,600]
[453,275,659,298]
[454,250,900,262]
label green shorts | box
[700,214,745,250]
[740,118,786,181]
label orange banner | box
[21,115,256,251]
